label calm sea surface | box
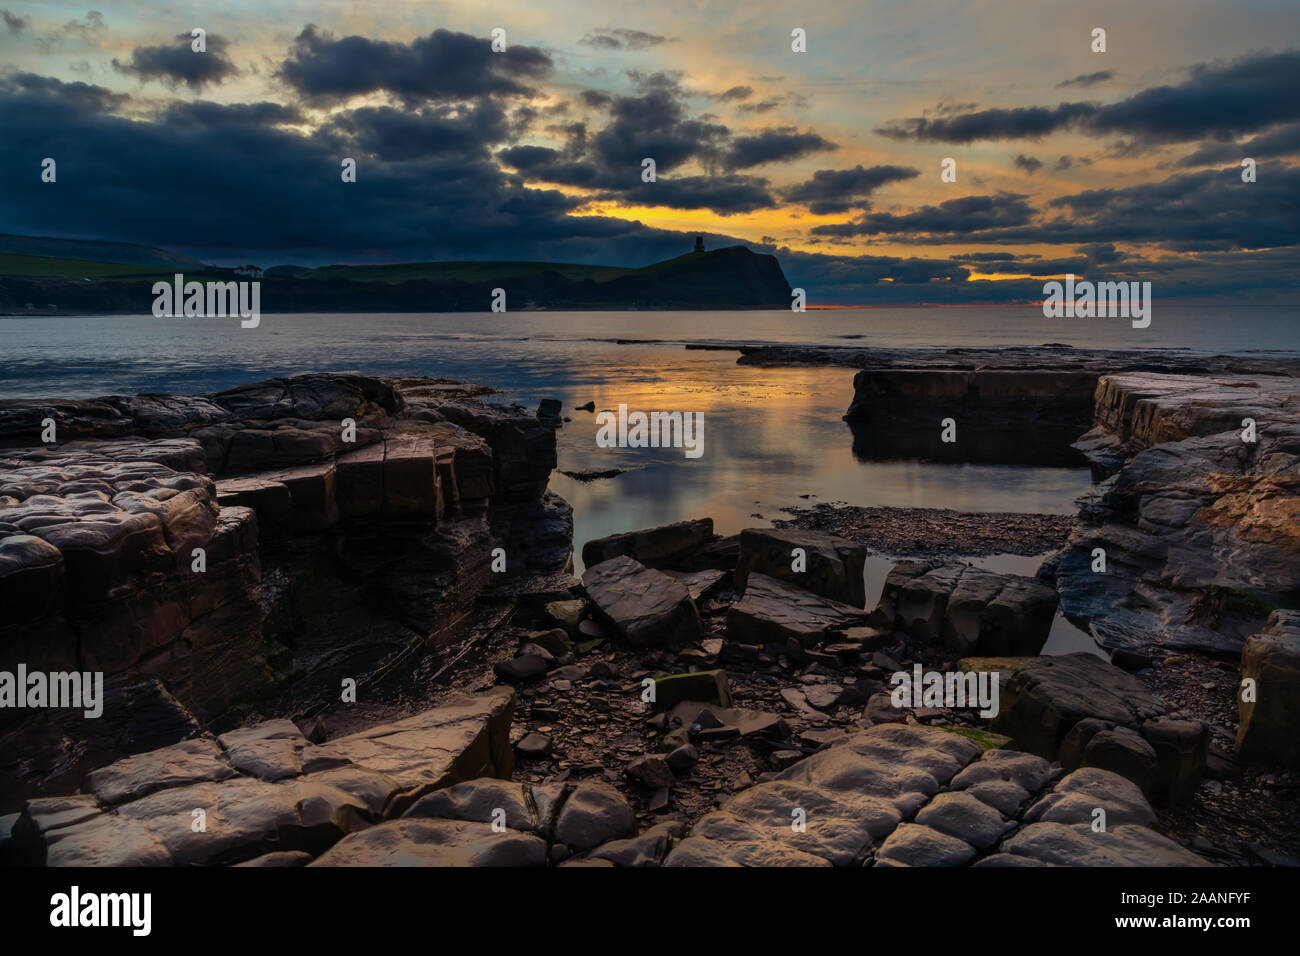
[3,306,1294,653]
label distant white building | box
[234,265,264,278]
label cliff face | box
[0,245,793,313]
[0,374,571,806]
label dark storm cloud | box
[813,193,1035,238]
[581,90,613,109]
[1039,165,1300,251]
[1056,71,1113,88]
[492,73,814,213]
[498,144,561,170]
[951,252,1020,262]
[720,127,837,170]
[277,26,552,105]
[877,50,1300,145]
[876,102,1096,143]
[781,164,920,214]
[1177,121,1300,166]
[1014,154,1043,174]
[0,72,127,112]
[580,29,669,50]
[2,9,28,32]
[588,73,729,172]
[823,165,1299,253]
[614,174,776,213]
[161,100,304,128]
[113,33,239,91]
[325,103,511,161]
[778,242,1300,304]
[0,67,690,266]
[497,145,777,213]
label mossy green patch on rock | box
[935,726,1014,751]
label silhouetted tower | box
[693,236,705,254]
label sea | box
[3,305,1295,655]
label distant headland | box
[0,234,793,313]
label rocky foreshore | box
[0,373,572,806]
[2,348,1299,867]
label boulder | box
[877,561,1058,655]
[978,653,1164,759]
[1083,727,1159,796]
[727,572,872,647]
[311,818,546,866]
[1141,718,1208,803]
[581,555,702,646]
[552,781,636,851]
[733,527,867,607]
[1236,610,1300,767]
[581,518,715,569]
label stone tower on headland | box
[693,236,705,254]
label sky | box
[1,0,1297,304]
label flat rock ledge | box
[8,688,515,866]
[666,724,1207,867]
[8,713,1209,867]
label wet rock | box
[734,527,867,607]
[582,555,703,646]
